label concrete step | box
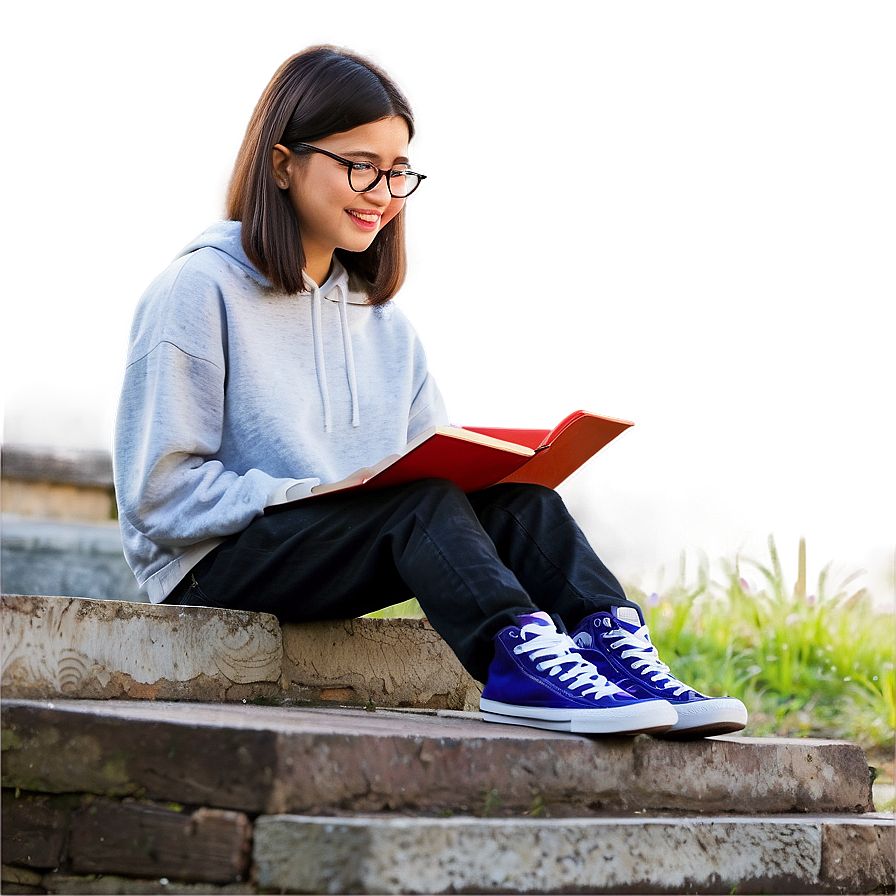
[1,593,481,710]
[253,812,895,895]
[5,794,892,895]
[1,699,876,818]
[1,517,143,603]
[2,699,892,894]
[3,594,891,894]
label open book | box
[306,410,633,499]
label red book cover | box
[358,429,533,493]
[302,410,633,500]
[465,410,633,489]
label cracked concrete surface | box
[281,617,482,710]
[1,595,283,700]
[1,595,481,710]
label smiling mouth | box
[347,209,381,226]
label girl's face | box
[273,116,410,286]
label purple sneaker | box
[480,612,677,735]
[572,606,748,739]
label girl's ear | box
[271,144,292,190]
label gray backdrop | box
[0,0,894,559]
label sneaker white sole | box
[657,697,748,739]
[479,697,678,735]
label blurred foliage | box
[632,536,894,756]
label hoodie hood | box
[174,220,369,304]
[176,220,365,430]
[176,220,271,287]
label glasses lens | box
[348,163,379,193]
[387,171,420,198]
[347,164,422,197]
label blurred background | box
[2,0,893,604]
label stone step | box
[3,594,891,893]
[0,594,481,710]
[5,793,892,895]
[3,791,252,887]
[1,699,875,818]
[1,517,143,603]
[253,812,895,895]
[4,699,891,894]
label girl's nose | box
[366,176,393,204]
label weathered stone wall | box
[1,518,143,603]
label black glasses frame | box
[288,142,426,198]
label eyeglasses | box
[289,142,426,198]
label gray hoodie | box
[114,221,448,602]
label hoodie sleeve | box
[113,255,317,548]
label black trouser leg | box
[169,479,638,682]
[466,483,641,631]
[173,480,536,680]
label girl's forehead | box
[320,117,411,155]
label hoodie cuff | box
[268,478,320,506]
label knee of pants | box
[479,482,566,515]
[390,477,472,517]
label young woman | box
[114,45,746,738]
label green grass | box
[630,537,894,759]
[368,536,895,766]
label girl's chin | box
[338,234,380,254]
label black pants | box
[165,479,639,683]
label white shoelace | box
[515,623,623,700]
[606,624,691,697]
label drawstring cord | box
[308,275,360,432]
[310,282,332,433]
[337,285,361,428]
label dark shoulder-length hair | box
[227,46,415,303]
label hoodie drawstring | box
[337,286,361,428]
[309,280,360,432]
[310,283,332,432]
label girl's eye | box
[351,162,375,172]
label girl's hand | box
[310,455,401,495]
